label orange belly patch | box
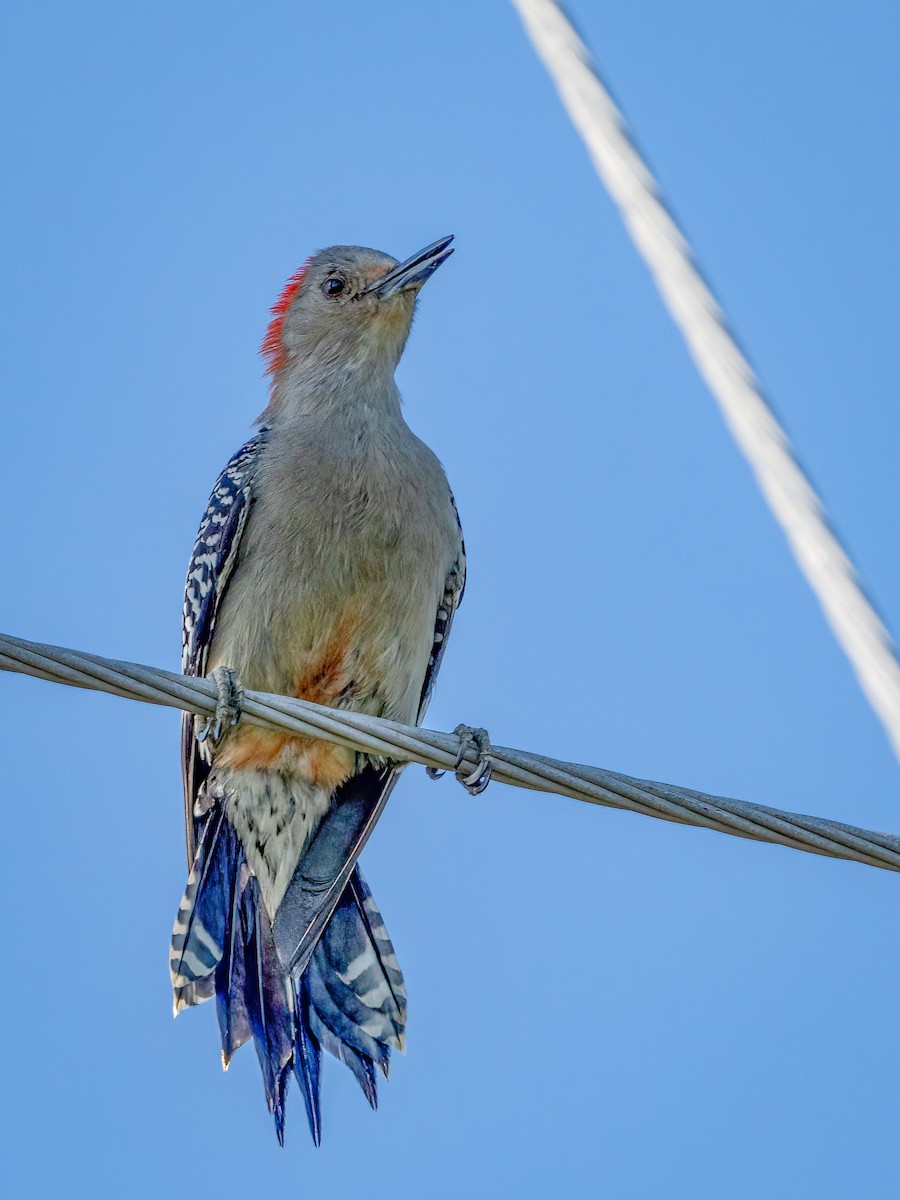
[215,606,364,790]
[292,605,364,708]
[218,727,355,790]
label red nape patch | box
[260,259,311,377]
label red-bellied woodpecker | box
[170,236,489,1144]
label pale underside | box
[201,415,461,916]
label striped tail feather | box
[308,1006,380,1108]
[313,870,407,1055]
[169,802,406,1144]
[170,805,229,1013]
[303,866,408,1110]
[346,869,407,1046]
[306,953,392,1075]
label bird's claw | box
[196,666,244,752]
[453,724,494,794]
[426,725,493,793]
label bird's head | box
[260,236,454,411]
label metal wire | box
[2,630,898,874]
[511,0,900,761]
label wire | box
[2,630,898,874]
[510,0,900,761]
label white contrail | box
[511,0,900,762]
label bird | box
[169,235,489,1144]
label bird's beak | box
[364,235,455,298]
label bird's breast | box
[208,422,459,782]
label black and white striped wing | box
[417,492,466,722]
[181,429,267,862]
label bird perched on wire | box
[170,235,491,1144]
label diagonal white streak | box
[511,0,900,761]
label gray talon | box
[197,666,244,754]
[451,724,493,796]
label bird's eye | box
[322,277,345,298]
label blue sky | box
[2,2,899,1196]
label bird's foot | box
[427,724,493,795]
[196,666,245,750]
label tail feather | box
[307,953,391,1071]
[170,804,405,1144]
[328,870,407,1046]
[309,1008,379,1109]
[244,887,295,1143]
[312,946,400,1048]
[170,806,228,1013]
[215,830,252,1063]
[292,976,323,1145]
